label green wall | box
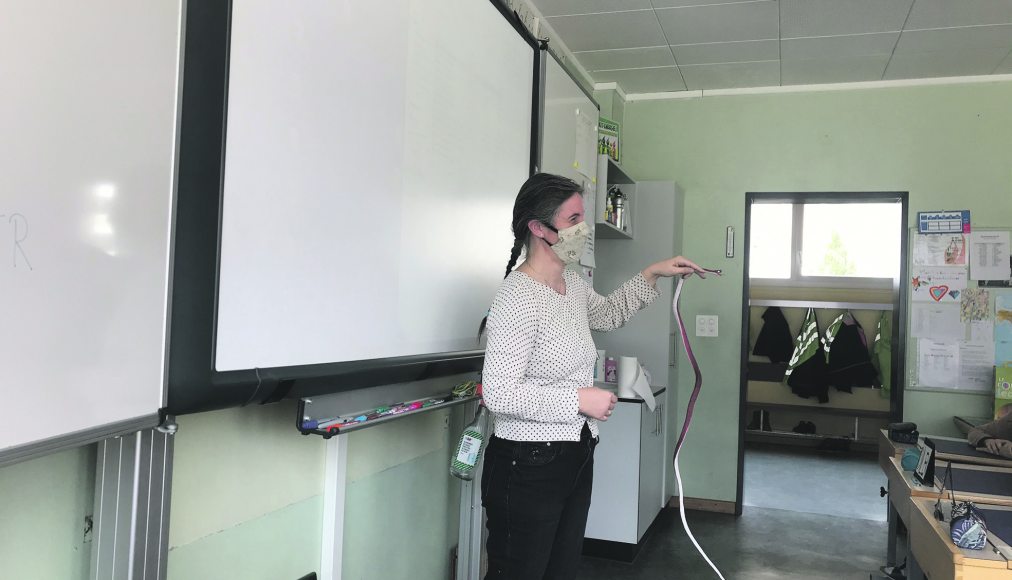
[0,446,95,579]
[166,389,469,580]
[623,80,1012,502]
[168,401,326,580]
[0,385,469,580]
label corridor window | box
[801,204,901,278]
[748,203,792,279]
[749,200,901,287]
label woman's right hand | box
[579,387,618,421]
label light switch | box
[695,315,718,337]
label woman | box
[968,403,1012,458]
[480,173,705,579]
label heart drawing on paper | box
[929,285,949,302]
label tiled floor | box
[743,443,888,522]
[578,443,889,579]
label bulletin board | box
[906,226,1012,395]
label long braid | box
[478,173,582,344]
[503,238,523,279]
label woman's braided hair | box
[477,173,583,341]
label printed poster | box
[917,339,959,389]
[969,231,1011,280]
[959,341,996,391]
[911,303,964,340]
[996,366,1012,418]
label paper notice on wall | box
[969,231,1011,281]
[918,339,960,388]
[961,288,991,321]
[998,294,1012,343]
[998,341,1012,366]
[971,320,995,342]
[574,108,598,180]
[911,266,968,302]
[960,341,997,391]
[914,234,967,266]
[911,303,964,340]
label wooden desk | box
[886,457,1012,510]
[877,429,1012,471]
[930,435,1012,470]
[880,428,916,473]
[909,497,1012,580]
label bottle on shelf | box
[614,189,626,231]
[450,401,490,481]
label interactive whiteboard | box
[214,0,535,371]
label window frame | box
[749,196,903,290]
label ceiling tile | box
[997,50,1012,72]
[529,0,652,17]
[679,60,781,89]
[672,39,779,65]
[882,48,1010,79]
[546,11,666,51]
[781,55,891,84]
[781,33,899,60]
[781,0,913,38]
[905,0,1012,30]
[574,46,676,71]
[655,1,779,45]
[591,66,688,92]
[894,24,1012,54]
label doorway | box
[737,193,908,521]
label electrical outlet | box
[695,315,718,337]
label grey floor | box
[743,443,888,522]
[578,444,890,579]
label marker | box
[302,417,342,430]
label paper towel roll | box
[617,356,656,410]
[617,356,639,398]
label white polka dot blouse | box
[482,269,659,442]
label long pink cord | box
[672,269,726,579]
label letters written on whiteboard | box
[0,213,31,270]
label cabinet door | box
[637,391,666,540]
[585,401,641,543]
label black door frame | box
[735,191,909,514]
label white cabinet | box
[585,388,667,546]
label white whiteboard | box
[215,0,534,371]
[541,55,599,185]
[0,1,182,456]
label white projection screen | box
[215,0,535,371]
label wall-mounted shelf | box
[596,154,635,239]
[749,298,893,311]
[606,158,634,184]
[596,219,633,239]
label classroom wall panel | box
[168,402,326,550]
[623,80,1012,502]
[0,446,95,580]
[167,496,323,580]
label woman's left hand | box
[642,256,707,287]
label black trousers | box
[480,423,597,580]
